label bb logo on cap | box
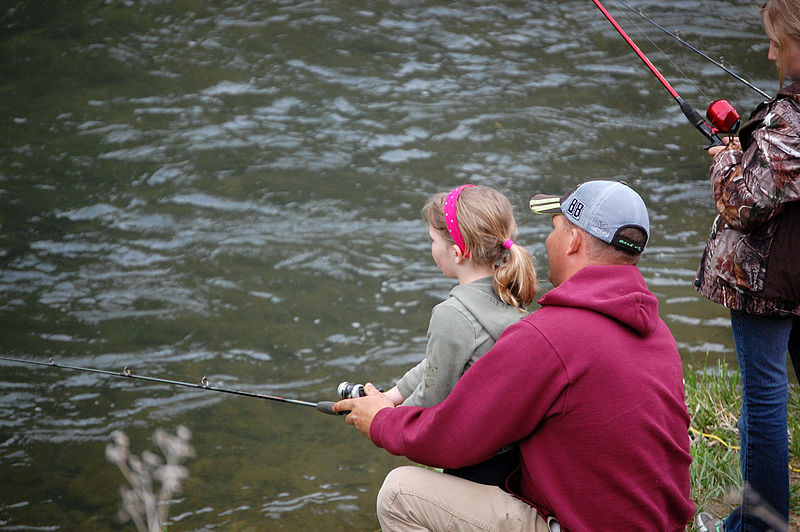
[567,198,584,220]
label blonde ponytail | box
[494,241,538,311]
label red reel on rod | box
[706,99,741,135]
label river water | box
[0,0,782,530]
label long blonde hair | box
[422,185,537,311]
[762,0,800,84]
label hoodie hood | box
[449,277,526,340]
[538,264,659,336]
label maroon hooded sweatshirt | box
[370,264,694,531]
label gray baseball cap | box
[529,180,650,253]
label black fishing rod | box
[0,355,340,415]
[614,0,771,99]
[591,0,731,147]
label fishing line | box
[0,355,340,415]
[615,4,711,103]
[591,0,725,147]
[613,0,771,99]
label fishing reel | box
[338,381,366,399]
[706,99,740,135]
[337,381,384,399]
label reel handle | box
[704,133,725,150]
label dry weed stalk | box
[105,425,195,532]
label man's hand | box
[333,383,394,437]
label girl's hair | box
[762,0,800,84]
[422,185,537,311]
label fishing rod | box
[591,0,733,147]
[0,355,340,415]
[614,0,771,99]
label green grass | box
[686,360,800,530]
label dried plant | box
[105,426,195,532]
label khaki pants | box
[376,466,551,532]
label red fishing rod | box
[591,0,732,147]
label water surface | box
[0,0,780,529]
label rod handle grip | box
[677,97,723,148]
[316,401,345,416]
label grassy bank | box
[686,360,800,530]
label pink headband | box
[444,184,475,257]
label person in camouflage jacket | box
[695,80,800,318]
[693,2,800,530]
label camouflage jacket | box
[695,80,800,316]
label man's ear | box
[566,227,582,255]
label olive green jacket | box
[396,277,526,407]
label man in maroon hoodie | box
[335,181,694,531]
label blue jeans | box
[724,310,798,532]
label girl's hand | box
[383,386,406,406]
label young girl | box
[383,184,537,485]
